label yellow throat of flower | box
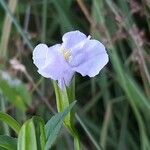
[61,49,71,61]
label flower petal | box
[62,30,87,49]
[69,53,86,67]
[57,70,75,89]
[61,69,75,87]
[33,44,48,68]
[37,44,75,88]
[38,44,65,79]
[68,36,90,67]
[72,40,109,77]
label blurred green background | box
[0,0,150,149]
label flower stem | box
[53,80,81,150]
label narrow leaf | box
[53,82,74,133]
[45,101,76,150]
[17,116,46,150]
[0,135,17,150]
[32,117,46,150]
[0,112,21,134]
[0,71,32,111]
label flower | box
[33,30,109,89]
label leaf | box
[45,101,76,150]
[53,82,74,134]
[52,0,73,33]
[0,0,33,50]
[17,116,46,150]
[32,117,46,150]
[110,51,150,112]
[0,71,31,111]
[0,135,17,150]
[0,112,21,134]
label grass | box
[0,0,150,149]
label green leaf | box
[53,82,74,133]
[32,117,46,150]
[17,116,46,150]
[0,0,33,51]
[53,82,80,149]
[0,71,32,111]
[0,135,17,150]
[110,50,150,112]
[0,112,21,134]
[45,101,76,150]
[52,0,73,33]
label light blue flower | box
[33,30,109,89]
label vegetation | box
[0,0,150,149]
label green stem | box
[74,133,80,150]
[53,80,81,150]
[69,124,81,150]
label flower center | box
[61,49,71,61]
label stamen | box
[64,51,71,60]
[61,48,71,61]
